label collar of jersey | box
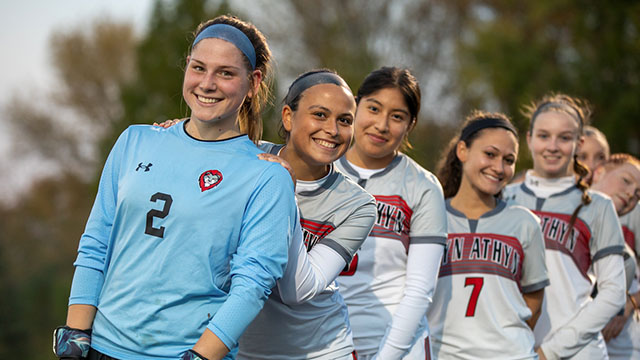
[446,197,507,220]
[338,153,403,181]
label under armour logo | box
[136,163,153,172]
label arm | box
[202,165,297,354]
[278,239,347,305]
[523,289,544,329]
[191,329,231,360]
[279,197,376,305]
[54,130,128,359]
[66,304,97,330]
[377,174,448,359]
[376,243,444,359]
[540,200,626,360]
[520,211,549,330]
[540,254,626,359]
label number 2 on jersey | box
[464,277,483,317]
[145,192,173,238]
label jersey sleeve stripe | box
[521,279,550,293]
[321,238,352,264]
[410,235,447,245]
[592,245,625,262]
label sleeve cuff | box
[521,279,550,293]
[320,238,352,264]
[593,246,625,262]
[68,266,104,306]
[410,235,447,245]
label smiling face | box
[182,38,257,132]
[577,134,609,177]
[282,83,356,180]
[592,162,640,216]
[351,87,414,169]
[527,111,583,178]
[457,128,518,200]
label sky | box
[0,0,155,204]
[0,0,154,100]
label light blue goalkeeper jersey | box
[68,122,297,359]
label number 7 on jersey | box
[464,277,484,317]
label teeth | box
[197,95,219,104]
[315,139,337,148]
[485,173,500,181]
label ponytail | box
[564,154,592,242]
[437,137,463,198]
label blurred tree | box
[0,1,239,357]
[0,174,92,357]
[5,18,136,177]
[111,0,234,158]
[452,1,640,170]
[1,18,136,358]
[245,0,465,167]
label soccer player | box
[428,111,549,359]
[503,93,626,360]
[336,67,447,359]
[237,69,377,360]
[590,153,640,360]
[52,16,297,360]
[576,125,610,184]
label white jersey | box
[607,203,640,360]
[503,180,626,359]
[335,154,448,357]
[427,199,549,359]
[238,143,376,360]
[620,203,640,255]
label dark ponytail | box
[437,136,464,198]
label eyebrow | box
[308,105,332,113]
[189,57,241,70]
[487,145,516,156]
[363,98,409,115]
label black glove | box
[180,349,210,360]
[52,325,91,359]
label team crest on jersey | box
[199,170,223,192]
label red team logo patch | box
[199,170,223,192]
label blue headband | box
[193,23,257,69]
[284,71,351,105]
[460,117,518,141]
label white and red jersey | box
[238,143,376,360]
[427,199,549,359]
[335,154,448,358]
[620,203,640,255]
[607,202,640,360]
[503,175,626,359]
